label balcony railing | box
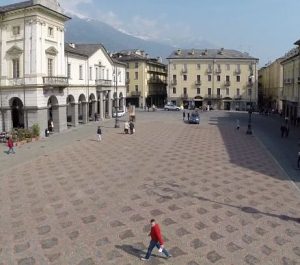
[247,81,254,87]
[195,80,202,85]
[170,80,177,86]
[131,91,141,97]
[147,78,167,84]
[204,94,222,99]
[235,69,241,75]
[181,93,189,99]
[207,68,213,74]
[148,88,167,95]
[95,79,112,87]
[224,80,231,86]
[43,76,68,87]
[215,68,221,74]
[181,69,188,74]
[234,95,242,100]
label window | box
[248,88,252,96]
[89,67,93,80]
[208,75,212,81]
[12,58,20,78]
[173,74,177,81]
[183,74,187,81]
[197,75,201,82]
[217,88,221,95]
[79,65,83,80]
[48,27,54,37]
[197,87,200,94]
[226,88,229,95]
[226,75,230,81]
[135,72,138,80]
[48,58,53,76]
[226,64,230,71]
[237,88,240,96]
[183,87,187,94]
[173,64,176,70]
[135,85,138,92]
[67,63,71,78]
[208,88,211,95]
[135,62,139,68]
[197,64,201,70]
[236,75,240,82]
[217,75,221,82]
[173,87,176,94]
[12,26,20,36]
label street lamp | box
[114,66,120,128]
[246,75,254,135]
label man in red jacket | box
[141,219,171,261]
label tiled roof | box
[65,43,107,57]
[0,1,32,13]
[167,48,258,60]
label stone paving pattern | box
[0,110,299,265]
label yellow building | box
[258,58,284,112]
[281,40,300,123]
[167,48,259,110]
[113,50,167,108]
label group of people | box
[124,120,135,134]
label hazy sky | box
[2,0,300,65]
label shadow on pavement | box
[115,244,144,258]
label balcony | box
[195,80,202,85]
[235,69,241,75]
[181,93,189,99]
[170,80,177,86]
[247,81,254,87]
[131,91,141,97]
[181,68,188,74]
[147,77,167,84]
[207,68,213,74]
[215,68,222,74]
[43,76,68,88]
[224,80,231,86]
[95,79,112,87]
[234,95,242,100]
[204,94,222,99]
[148,87,167,95]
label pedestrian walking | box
[124,121,129,134]
[236,119,240,130]
[280,124,285,138]
[7,136,15,154]
[183,111,186,120]
[129,121,135,134]
[187,112,190,120]
[97,126,102,141]
[285,124,289,138]
[141,219,171,261]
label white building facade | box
[0,0,126,134]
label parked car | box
[112,110,126,117]
[164,103,180,111]
[189,113,200,124]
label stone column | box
[108,91,112,118]
[52,105,67,132]
[99,92,104,120]
[91,100,97,119]
[4,109,12,132]
[81,102,88,124]
[71,103,78,127]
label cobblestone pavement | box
[0,110,299,265]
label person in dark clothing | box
[129,121,135,134]
[183,111,186,120]
[187,112,190,120]
[141,219,171,261]
[285,124,289,138]
[97,126,102,141]
[280,124,285,138]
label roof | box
[112,58,127,67]
[167,48,258,61]
[0,0,70,19]
[281,47,299,64]
[65,43,108,57]
[0,1,32,13]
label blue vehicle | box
[189,113,200,124]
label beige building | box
[113,50,167,108]
[258,58,284,112]
[281,40,300,123]
[167,48,259,110]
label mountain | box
[65,15,216,60]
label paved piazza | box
[0,110,299,265]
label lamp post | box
[114,66,120,128]
[246,75,254,135]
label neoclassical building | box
[167,49,258,110]
[113,50,167,108]
[0,0,126,133]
